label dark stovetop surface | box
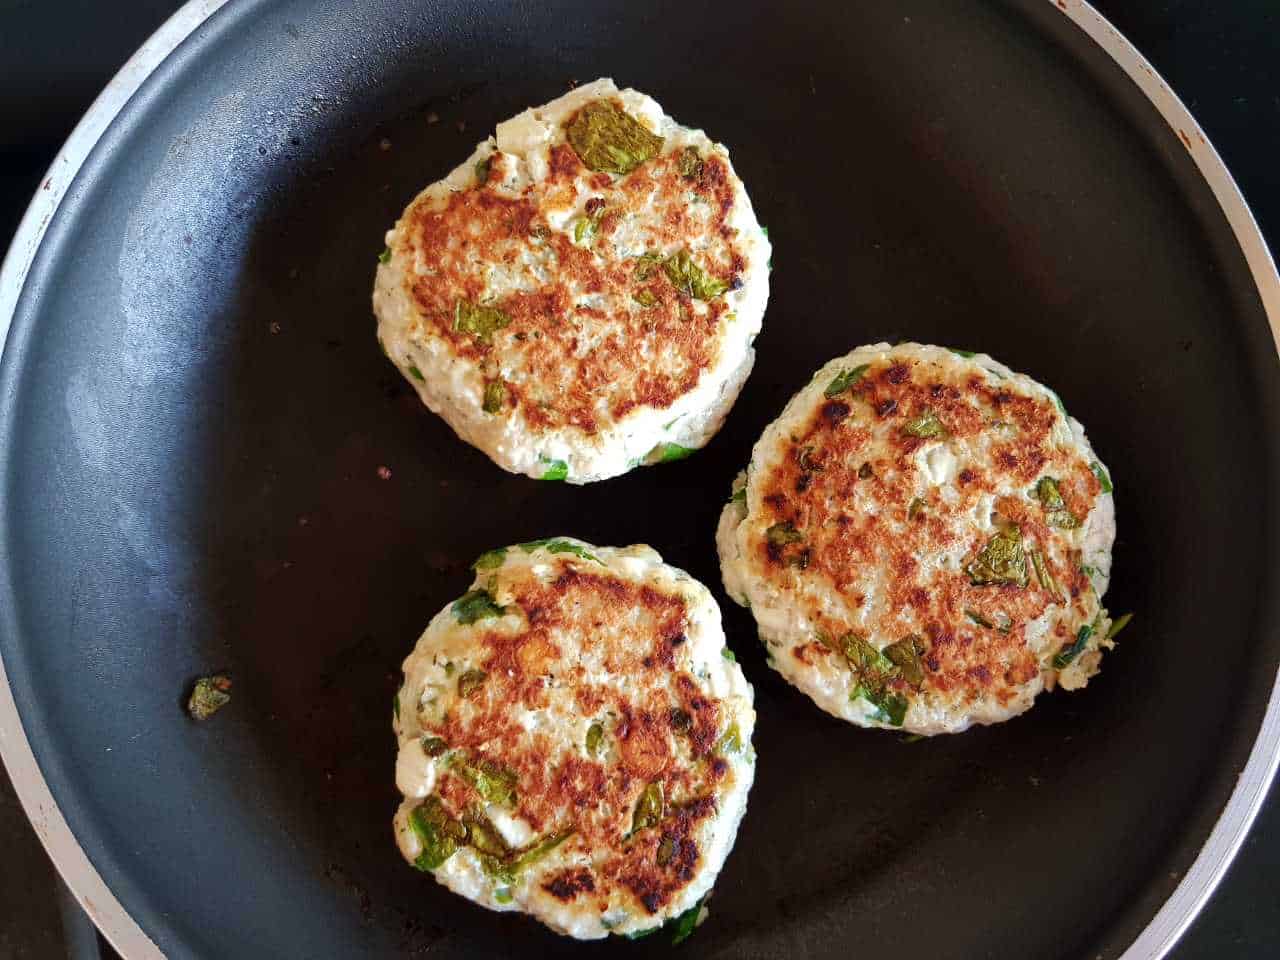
[0,2,1276,957]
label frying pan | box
[2,1,1278,957]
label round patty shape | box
[717,343,1118,735]
[392,538,756,939]
[374,78,771,483]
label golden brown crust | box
[424,563,732,916]
[753,357,1103,711]
[400,122,743,436]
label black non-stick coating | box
[1,1,1277,957]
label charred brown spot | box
[876,398,898,417]
[822,401,851,423]
[886,363,910,384]
[544,868,595,901]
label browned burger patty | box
[392,539,756,938]
[373,78,771,482]
[717,343,1121,734]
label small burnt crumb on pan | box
[187,674,231,720]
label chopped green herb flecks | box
[882,635,926,687]
[187,674,232,721]
[716,722,743,755]
[482,379,506,414]
[822,632,912,725]
[457,669,488,698]
[908,496,924,520]
[825,364,870,398]
[576,203,609,244]
[721,646,737,662]
[1029,549,1062,602]
[766,522,804,547]
[508,829,572,874]
[565,100,663,174]
[901,409,947,439]
[1053,622,1095,669]
[467,816,512,861]
[421,736,448,757]
[452,589,505,624]
[652,442,696,463]
[407,363,425,382]
[409,796,467,871]
[965,524,1028,587]
[966,609,1012,635]
[1032,476,1081,529]
[539,458,569,481]
[731,487,747,504]
[494,886,513,904]
[475,157,491,185]
[856,684,909,727]
[473,547,507,571]
[393,690,401,720]
[586,722,604,756]
[548,540,603,564]
[663,248,730,300]
[633,289,659,308]
[634,251,663,281]
[668,899,705,945]
[966,609,994,629]
[1107,612,1133,639]
[454,299,511,343]
[514,538,603,563]
[451,754,519,806]
[479,825,572,883]
[949,348,977,358]
[1090,461,1114,494]
[378,247,392,264]
[631,781,664,834]
[677,146,703,180]
[626,927,660,941]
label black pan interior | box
[1,1,1278,957]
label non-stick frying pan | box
[2,1,1278,957]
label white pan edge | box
[0,1,1276,957]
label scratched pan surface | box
[1,0,1278,957]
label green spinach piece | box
[453,590,505,624]
[1033,476,1080,529]
[454,299,511,343]
[965,524,1028,587]
[408,796,467,871]
[1052,622,1095,669]
[901,409,947,439]
[824,364,870,398]
[472,547,507,571]
[565,100,663,174]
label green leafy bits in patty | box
[965,524,1028,587]
[663,248,729,300]
[452,589,505,624]
[454,299,511,343]
[565,100,664,175]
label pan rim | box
[0,1,1276,957]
